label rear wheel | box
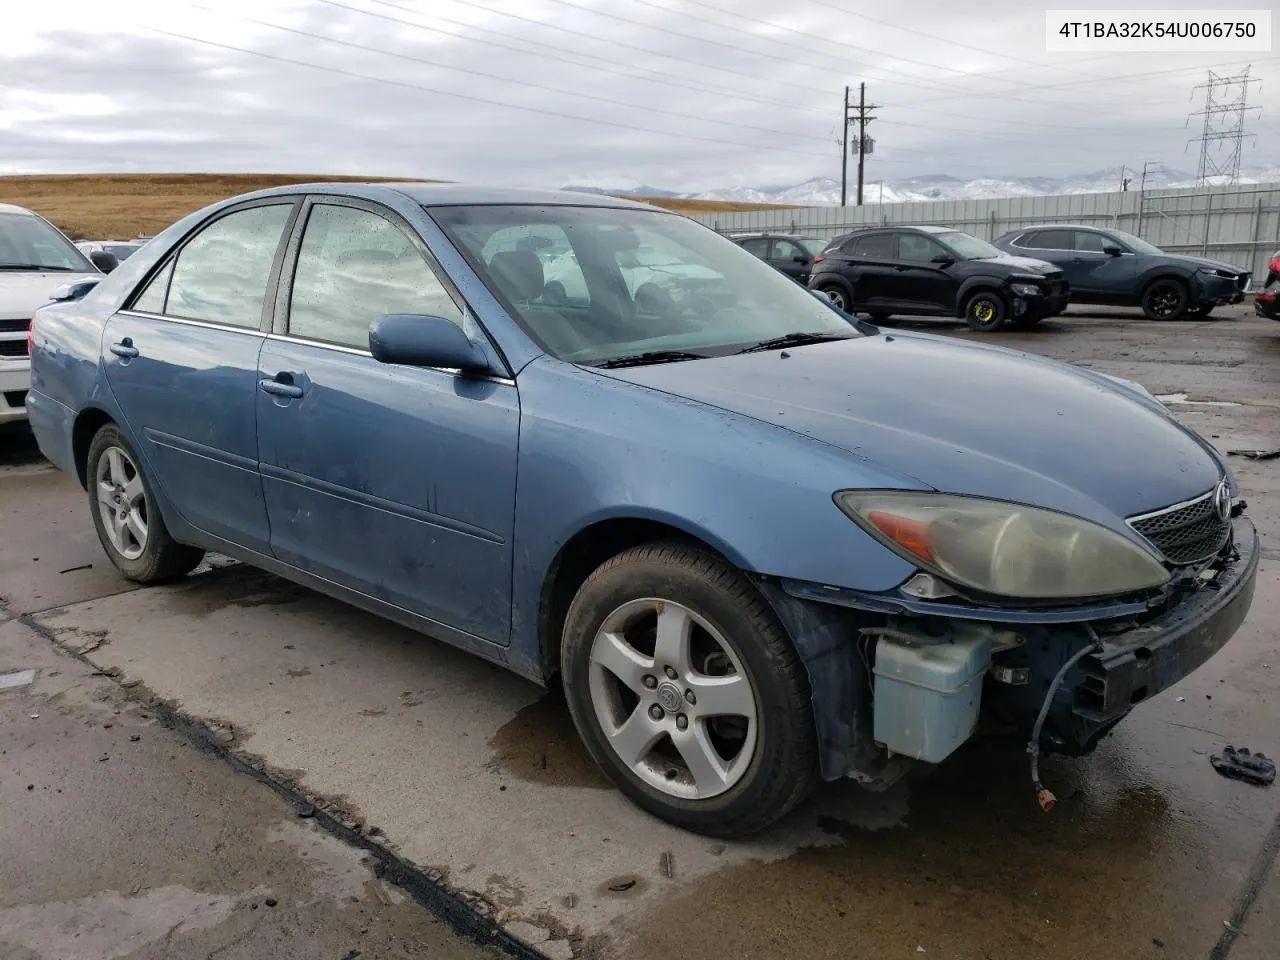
[963,290,1007,332]
[87,424,204,583]
[560,542,817,837]
[816,282,851,313]
[1142,278,1190,320]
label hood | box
[600,332,1222,532]
[1165,254,1247,275]
[0,271,99,319]
[972,253,1061,276]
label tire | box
[560,542,818,837]
[816,282,851,313]
[1141,278,1190,320]
[1191,303,1215,318]
[963,290,1007,332]
[86,423,204,583]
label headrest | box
[488,249,545,301]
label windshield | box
[0,212,94,271]
[936,231,1003,261]
[432,205,860,364]
[1106,229,1164,255]
[799,238,827,257]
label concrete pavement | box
[1,305,1277,959]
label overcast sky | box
[4,0,1278,190]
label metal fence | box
[692,182,1280,285]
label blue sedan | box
[27,183,1259,835]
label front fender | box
[508,357,924,666]
[954,275,1011,315]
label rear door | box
[102,199,299,553]
[255,197,519,644]
[842,232,896,308]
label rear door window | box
[846,233,893,259]
[164,204,293,328]
[1020,229,1071,250]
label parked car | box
[992,224,1250,321]
[0,203,110,425]
[807,225,1069,331]
[1255,248,1279,321]
[28,184,1257,836]
[729,233,827,284]
[76,239,147,270]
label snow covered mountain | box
[564,163,1280,206]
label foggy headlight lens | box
[834,491,1171,600]
[1010,283,1042,297]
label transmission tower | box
[1186,67,1261,185]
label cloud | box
[3,0,1277,191]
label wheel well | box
[1141,273,1188,296]
[537,518,727,682]
[957,284,1002,317]
[71,408,114,489]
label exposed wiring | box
[1028,627,1101,813]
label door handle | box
[109,339,139,359]
[259,378,304,399]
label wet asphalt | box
[0,304,1277,959]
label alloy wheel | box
[587,598,758,800]
[821,287,847,311]
[95,445,149,560]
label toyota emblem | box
[1214,480,1231,522]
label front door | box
[881,232,956,312]
[767,238,812,284]
[1070,230,1137,298]
[101,200,298,553]
[255,198,519,644]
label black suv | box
[807,225,1069,332]
[993,224,1250,321]
[729,233,826,284]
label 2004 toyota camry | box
[27,184,1258,836]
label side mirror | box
[89,251,119,273]
[369,313,492,374]
[1103,245,1124,257]
[49,278,101,302]
[930,254,955,265]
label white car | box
[1,204,104,425]
[75,239,147,270]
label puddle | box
[487,688,611,789]
[616,737,1218,960]
[0,885,240,960]
[165,565,311,616]
[264,820,373,904]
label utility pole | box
[839,83,879,206]
[1187,67,1261,185]
[1120,165,1131,192]
[840,85,850,207]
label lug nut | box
[684,689,696,705]
[642,675,657,689]
[664,666,678,680]
[649,704,664,721]
[676,714,688,731]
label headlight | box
[834,491,1171,600]
[1010,282,1043,297]
[1197,267,1233,279]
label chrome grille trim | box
[1127,486,1232,566]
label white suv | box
[0,204,104,424]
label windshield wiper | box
[0,263,76,272]
[594,350,707,369]
[736,331,850,354]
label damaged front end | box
[754,512,1259,794]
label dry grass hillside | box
[0,173,789,240]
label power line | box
[152,28,835,158]
[189,5,834,143]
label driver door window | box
[897,233,944,263]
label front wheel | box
[87,423,204,583]
[560,543,817,837]
[1191,303,1215,318]
[963,290,1008,332]
[1142,278,1190,320]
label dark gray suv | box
[993,224,1249,321]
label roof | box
[999,223,1111,233]
[0,203,37,216]
[243,181,656,209]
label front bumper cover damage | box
[755,518,1259,782]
